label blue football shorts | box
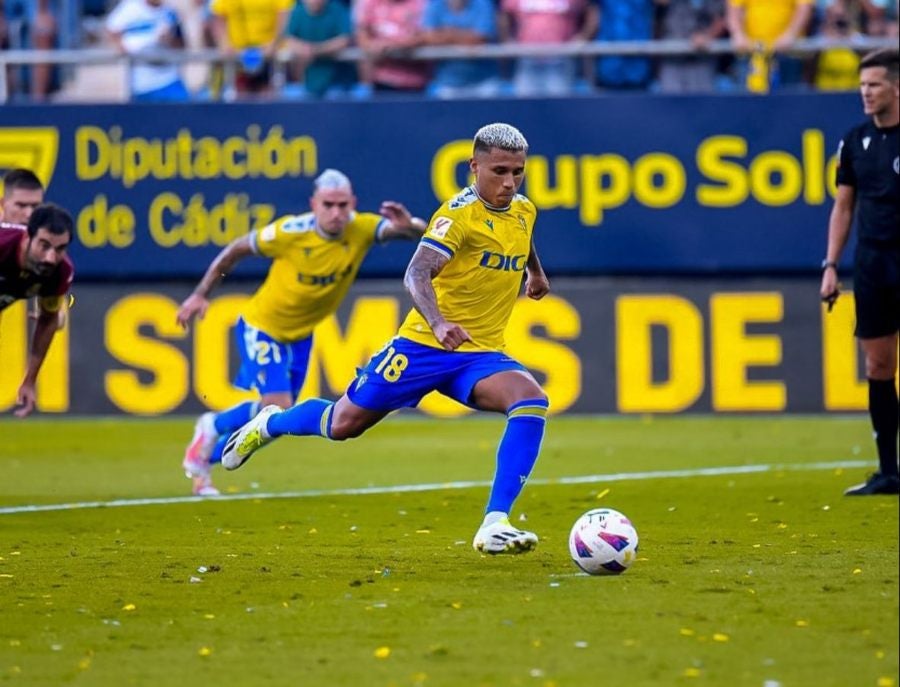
[346,336,528,412]
[234,317,313,400]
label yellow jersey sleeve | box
[419,210,466,260]
[251,213,312,259]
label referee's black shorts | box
[853,244,900,339]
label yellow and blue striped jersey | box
[398,186,537,352]
[243,211,386,341]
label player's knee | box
[866,362,896,379]
[506,391,550,415]
[328,415,366,441]
[865,355,896,379]
[519,388,549,408]
[261,395,293,410]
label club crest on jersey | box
[429,217,453,238]
[484,219,494,231]
[260,224,277,242]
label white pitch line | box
[0,459,869,516]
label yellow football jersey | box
[242,211,386,341]
[398,187,537,352]
[729,0,812,44]
[209,0,294,49]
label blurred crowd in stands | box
[1,0,897,101]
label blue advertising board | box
[0,94,862,279]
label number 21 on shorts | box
[252,340,283,365]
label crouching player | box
[0,204,74,417]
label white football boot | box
[473,514,538,555]
[183,412,220,496]
[222,405,282,470]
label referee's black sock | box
[868,378,899,477]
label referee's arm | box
[820,184,856,306]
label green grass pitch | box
[0,415,897,687]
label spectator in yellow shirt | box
[727,0,813,91]
[210,0,294,96]
[814,4,860,91]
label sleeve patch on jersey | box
[428,216,453,239]
[374,218,389,243]
[260,223,277,243]
[421,237,454,259]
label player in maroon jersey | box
[0,203,74,417]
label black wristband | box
[821,260,838,271]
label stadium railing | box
[0,35,895,103]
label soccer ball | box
[568,508,639,575]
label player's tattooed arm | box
[525,237,550,300]
[404,245,472,350]
[404,245,447,328]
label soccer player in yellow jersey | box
[222,123,553,555]
[176,169,426,495]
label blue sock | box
[213,401,260,435]
[208,401,260,465]
[485,399,549,514]
[210,436,228,465]
[267,398,334,438]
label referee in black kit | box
[820,48,900,496]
